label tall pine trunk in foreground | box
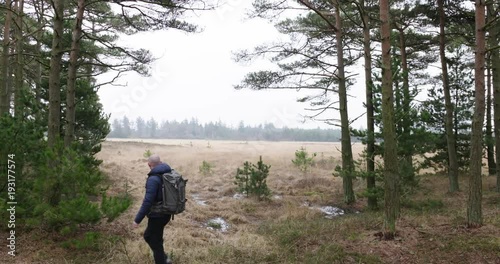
[64,0,86,147]
[489,1,500,193]
[47,0,65,149]
[467,0,486,228]
[380,0,399,238]
[438,0,459,192]
[361,0,377,209]
[486,58,495,175]
[1,0,12,115]
[14,0,25,117]
[47,0,66,206]
[34,0,44,108]
[334,0,355,205]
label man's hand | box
[132,221,139,228]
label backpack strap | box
[150,174,163,204]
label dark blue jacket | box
[134,163,172,224]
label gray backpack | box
[150,170,187,219]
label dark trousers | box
[143,215,171,264]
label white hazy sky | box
[97,1,367,129]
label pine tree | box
[380,0,399,239]
[467,0,486,228]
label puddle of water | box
[206,217,229,232]
[319,206,345,219]
[191,194,207,206]
[232,193,246,199]
[303,202,346,219]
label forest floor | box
[2,139,499,263]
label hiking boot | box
[165,253,173,264]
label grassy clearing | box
[257,214,384,264]
[3,140,500,264]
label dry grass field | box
[95,139,366,263]
[3,139,499,263]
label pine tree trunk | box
[334,0,355,204]
[380,0,399,239]
[467,0,486,228]
[64,0,86,147]
[34,0,44,108]
[393,45,401,135]
[7,50,13,107]
[398,26,414,181]
[439,0,460,193]
[488,2,500,193]
[47,0,65,149]
[362,0,377,209]
[14,0,24,118]
[1,0,12,115]
[486,58,496,175]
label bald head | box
[148,154,161,168]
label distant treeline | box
[108,116,342,142]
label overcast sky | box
[97,1,367,129]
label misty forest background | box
[0,0,499,261]
[108,117,343,141]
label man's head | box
[148,154,161,169]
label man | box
[133,154,173,264]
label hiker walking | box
[133,154,173,264]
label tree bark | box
[380,0,399,239]
[467,0,486,228]
[438,0,460,192]
[486,56,496,175]
[14,0,24,118]
[64,0,86,147]
[334,0,355,204]
[361,0,377,209]
[1,0,12,115]
[47,0,65,149]
[488,2,500,193]
[7,48,14,108]
[34,0,44,106]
